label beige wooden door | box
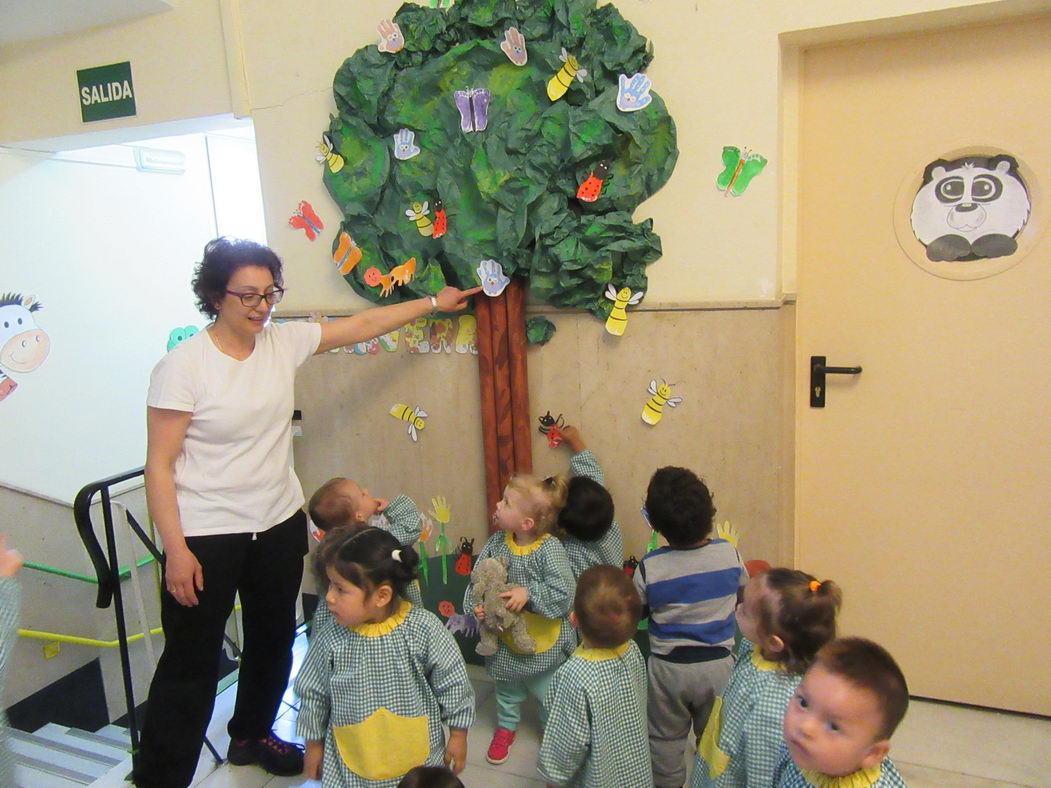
[795,16,1051,714]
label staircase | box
[11,723,132,787]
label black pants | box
[132,510,308,788]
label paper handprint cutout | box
[501,27,528,66]
[477,259,510,296]
[377,19,404,53]
[616,73,653,112]
[393,128,421,161]
[454,88,491,133]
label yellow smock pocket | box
[500,610,562,654]
[697,695,730,778]
[333,707,429,780]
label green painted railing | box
[23,555,157,585]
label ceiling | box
[0,0,174,47]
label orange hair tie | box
[809,580,821,592]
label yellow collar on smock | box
[504,531,549,556]
[353,600,411,637]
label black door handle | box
[810,355,862,408]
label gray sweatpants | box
[647,653,734,788]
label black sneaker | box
[227,732,305,776]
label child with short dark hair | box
[538,565,651,788]
[633,466,747,788]
[397,764,465,788]
[465,474,575,766]
[307,478,425,629]
[555,425,624,580]
[295,528,474,785]
[308,477,421,546]
[775,637,909,787]
[693,569,842,787]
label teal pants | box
[494,666,560,731]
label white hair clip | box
[391,548,402,563]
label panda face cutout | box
[911,155,1030,262]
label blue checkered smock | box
[464,531,575,680]
[295,601,474,787]
[538,641,652,788]
[693,639,803,787]
[560,450,625,580]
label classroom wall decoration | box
[910,154,1030,262]
[0,293,51,401]
[320,0,677,324]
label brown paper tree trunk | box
[476,278,532,531]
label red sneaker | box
[486,727,516,764]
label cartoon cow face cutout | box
[910,155,1030,262]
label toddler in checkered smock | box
[295,528,474,787]
[693,569,842,788]
[773,638,909,788]
[552,425,625,581]
[538,565,651,788]
[307,481,428,638]
[464,475,576,766]
[0,537,22,788]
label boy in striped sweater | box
[633,467,747,788]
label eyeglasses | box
[226,288,284,307]
[640,505,651,525]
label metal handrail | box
[72,467,222,770]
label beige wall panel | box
[293,343,489,577]
[293,308,788,582]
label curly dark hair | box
[191,237,283,319]
[644,466,716,547]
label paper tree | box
[321,0,677,321]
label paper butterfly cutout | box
[501,27,528,66]
[616,73,653,112]
[454,88,491,133]
[477,259,510,296]
[717,146,767,197]
[289,201,324,241]
[377,19,404,54]
[393,128,421,161]
[333,231,363,275]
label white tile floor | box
[96,633,1051,788]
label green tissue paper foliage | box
[525,316,556,345]
[324,0,677,320]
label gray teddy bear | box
[470,556,536,656]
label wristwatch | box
[429,295,439,314]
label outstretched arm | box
[317,286,481,353]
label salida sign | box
[77,61,136,123]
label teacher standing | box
[133,238,479,788]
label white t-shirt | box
[147,321,321,537]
